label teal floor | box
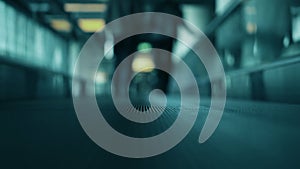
[1,98,300,169]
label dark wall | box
[0,64,70,101]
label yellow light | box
[50,19,72,32]
[64,3,107,13]
[246,22,257,34]
[95,72,107,84]
[78,19,105,33]
[132,53,155,73]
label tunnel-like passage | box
[1,0,300,168]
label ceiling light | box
[50,19,72,32]
[78,18,105,33]
[64,3,107,13]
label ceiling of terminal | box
[8,0,214,40]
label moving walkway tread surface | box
[1,98,300,169]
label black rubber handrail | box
[227,54,300,77]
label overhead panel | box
[50,19,72,32]
[78,18,105,33]
[64,3,107,13]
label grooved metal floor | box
[1,97,300,169]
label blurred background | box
[1,0,300,168]
[0,0,300,103]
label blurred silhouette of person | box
[106,0,135,97]
[106,0,182,97]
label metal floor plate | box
[1,98,300,169]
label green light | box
[137,42,152,53]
